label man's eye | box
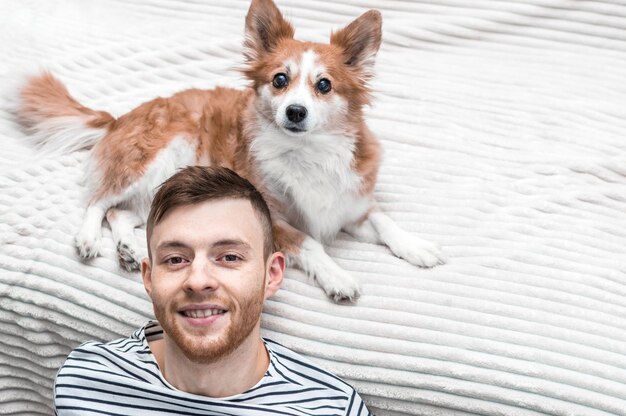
[222,254,239,262]
[166,256,185,265]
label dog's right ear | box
[331,10,382,83]
[244,0,294,61]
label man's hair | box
[146,166,274,260]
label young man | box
[53,166,370,415]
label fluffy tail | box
[18,71,115,155]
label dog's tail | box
[18,71,115,156]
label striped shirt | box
[54,321,370,416]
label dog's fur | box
[18,0,444,301]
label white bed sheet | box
[1,0,626,415]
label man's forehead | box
[151,199,263,249]
[159,198,256,222]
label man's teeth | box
[183,309,226,318]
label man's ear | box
[330,10,382,80]
[141,257,153,299]
[243,0,295,61]
[264,251,285,300]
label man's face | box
[141,198,283,364]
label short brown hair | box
[146,166,274,259]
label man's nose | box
[182,260,219,293]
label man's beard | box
[153,276,265,364]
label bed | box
[1,0,626,414]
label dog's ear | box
[244,0,294,60]
[330,10,382,80]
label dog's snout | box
[286,105,307,123]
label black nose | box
[286,105,307,123]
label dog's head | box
[242,0,381,137]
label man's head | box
[146,165,274,260]
[141,166,284,364]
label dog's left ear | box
[244,0,295,61]
[331,10,382,80]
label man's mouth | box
[181,308,227,318]
[178,304,228,320]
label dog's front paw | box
[117,242,141,272]
[390,235,446,268]
[75,231,101,259]
[321,269,362,303]
[297,237,362,302]
[368,212,446,269]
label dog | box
[18,0,445,301]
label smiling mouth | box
[180,308,227,319]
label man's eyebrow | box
[155,240,189,252]
[212,239,252,250]
[155,239,252,252]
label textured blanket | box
[1,0,626,415]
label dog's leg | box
[75,200,110,259]
[363,210,446,268]
[106,208,144,271]
[298,237,362,301]
[343,219,381,244]
[274,221,361,302]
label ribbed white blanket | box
[1,1,625,415]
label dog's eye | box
[317,78,332,94]
[272,73,289,89]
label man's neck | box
[148,331,269,398]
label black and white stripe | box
[54,321,370,416]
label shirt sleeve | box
[52,363,63,415]
[346,389,372,416]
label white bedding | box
[1,0,626,415]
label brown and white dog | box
[19,0,444,301]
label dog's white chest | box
[252,129,369,241]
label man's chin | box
[155,289,264,365]
[179,338,231,364]
[168,323,233,364]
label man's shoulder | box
[64,326,148,361]
[53,325,171,414]
[55,325,158,385]
[263,338,370,415]
[263,338,357,396]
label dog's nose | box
[286,105,307,123]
